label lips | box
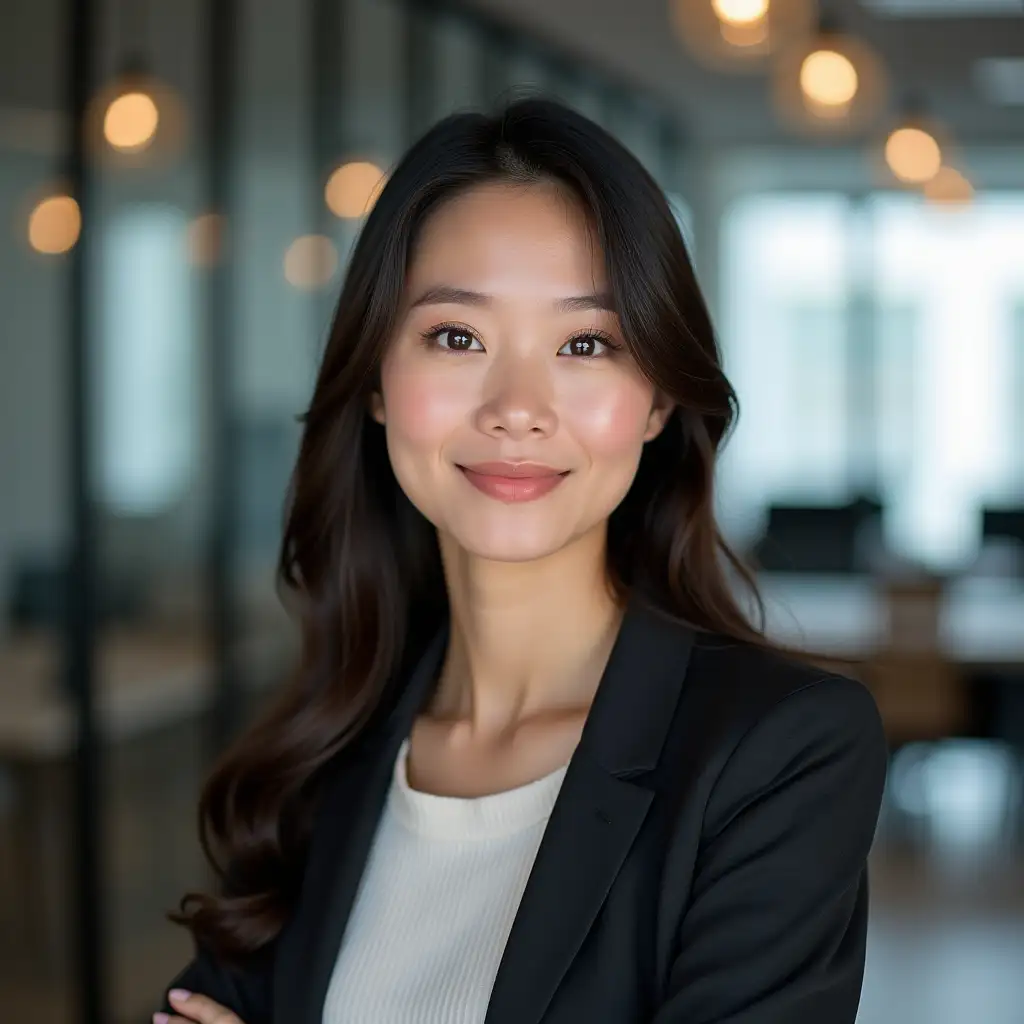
[460,461,565,478]
[456,461,570,503]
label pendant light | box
[772,12,887,134]
[669,0,817,72]
[881,97,947,186]
[25,187,82,255]
[85,1,186,167]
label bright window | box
[97,204,194,514]
[719,191,1024,569]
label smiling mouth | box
[456,463,570,503]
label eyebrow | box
[408,285,616,314]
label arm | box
[158,939,274,1024]
[651,675,888,1023]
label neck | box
[428,523,623,737]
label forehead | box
[406,182,609,296]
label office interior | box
[1,0,1023,1021]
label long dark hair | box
[173,97,768,962]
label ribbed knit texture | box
[322,735,570,1023]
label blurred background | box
[1,0,1023,1021]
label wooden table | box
[757,573,1024,669]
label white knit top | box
[322,735,571,1023]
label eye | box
[423,324,484,352]
[559,333,618,358]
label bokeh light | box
[925,166,974,205]
[800,49,859,111]
[712,0,769,23]
[773,31,887,135]
[28,194,81,254]
[670,0,815,70]
[103,90,160,152]
[712,0,770,46]
[325,161,386,219]
[284,235,338,289]
[885,126,943,184]
[86,73,186,167]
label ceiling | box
[464,0,1024,147]
[1,0,1021,157]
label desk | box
[0,616,296,760]
[757,574,1024,669]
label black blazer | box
[162,595,888,1024]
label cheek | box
[380,363,470,451]
[562,377,654,460]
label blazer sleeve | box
[158,938,274,1024]
[650,675,888,1024]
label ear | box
[643,390,674,442]
[368,391,385,425]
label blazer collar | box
[278,592,694,1024]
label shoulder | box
[685,629,885,747]
[652,630,886,1021]
[679,630,888,835]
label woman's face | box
[372,181,672,564]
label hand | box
[154,988,245,1024]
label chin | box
[443,520,578,565]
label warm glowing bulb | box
[712,0,769,46]
[712,0,769,25]
[925,166,973,205]
[800,49,859,109]
[104,91,159,152]
[284,235,338,289]
[885,127,942,184]
[28,194,81,254]
[325,161,386,219]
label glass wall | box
[0,2,687,1022]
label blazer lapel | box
[483,597,694,1024]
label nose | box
[473,356,557,441]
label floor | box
[859,737,1024,1024]
[861,852,1024,1024]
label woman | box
[157,98,887,1024]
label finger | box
[155,1017,231,1024]
[164,989,244,1024]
